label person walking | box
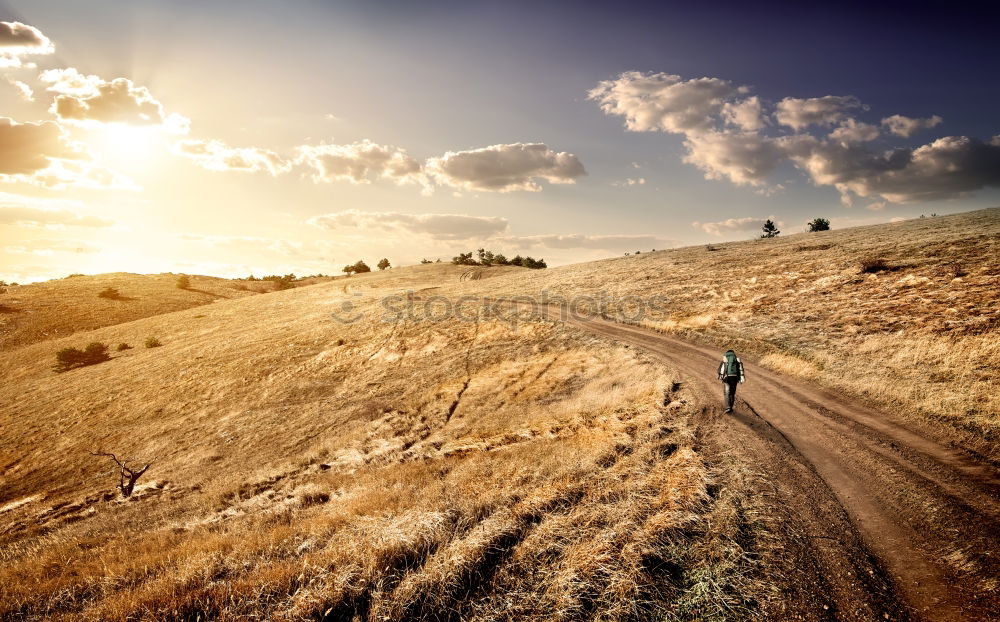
[718,349,745,413]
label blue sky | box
[0,1,997,281]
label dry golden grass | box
[455,208,1000,458]
[0,272,259,351]
[0,264,762,620]
[3,209,995,620]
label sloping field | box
[0,265,766,620]
[454,208,1000,461]
[0,273,262,351]
[1,210,997,620]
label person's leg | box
[723,379,734,411]
[728,378,738,410]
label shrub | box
[352,261,371,274]
[144,337,162,348]
[98,287,123,300]
[176,275,191,289]
[55,342,111,371]
[261,274,296,290]
[65,273,85,278]
[420,258,433,264]
[117,342,132,351]
[860,257,891,273]
[377,258,391,271]
[807,217,831,232]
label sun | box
[88,124,162,169]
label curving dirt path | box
[549,311,1000,621]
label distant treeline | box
[450,249,547,269]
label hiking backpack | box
[723,352,740,377]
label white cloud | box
[427,142,585,192]
[722,96,766,132]
[0,204,113,227]
[588,71,746,134]
[774,95,863,130]
[174,139,290,176]
[692,216,779,236]
[682,131,785,187]
[6,78,33,101]
[865,201,887,211]
[40,68,189,132]
[829,119,879,144]
[881,114,943,138]
[0,21,53,67]
[296,140,425,188]
[612,177,645,187]
[308,210,509,240]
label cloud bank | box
[591,71,1000,204]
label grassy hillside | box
[0,264,762,620]
[1,210,996,620]
[454,208,1000,460]
[0,272,342,352]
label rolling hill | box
[0,209,997,621]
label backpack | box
[723,352,740,377]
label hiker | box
[717,349,745,413]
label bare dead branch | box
[92,451,152,498]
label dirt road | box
[553,311,1000,621]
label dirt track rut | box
[554,312,1000,622]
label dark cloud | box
[0,117,83,175]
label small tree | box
[352,260,371,274]
[377,258,391,271]
[807,217,831,232]
[176,274,191,289]
[342,265,355,276]
[761,219,780,238]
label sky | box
[0,0,998,282]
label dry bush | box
[54,342,111,371]
[859,257,892,273]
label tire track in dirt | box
[547,312,1000,622]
